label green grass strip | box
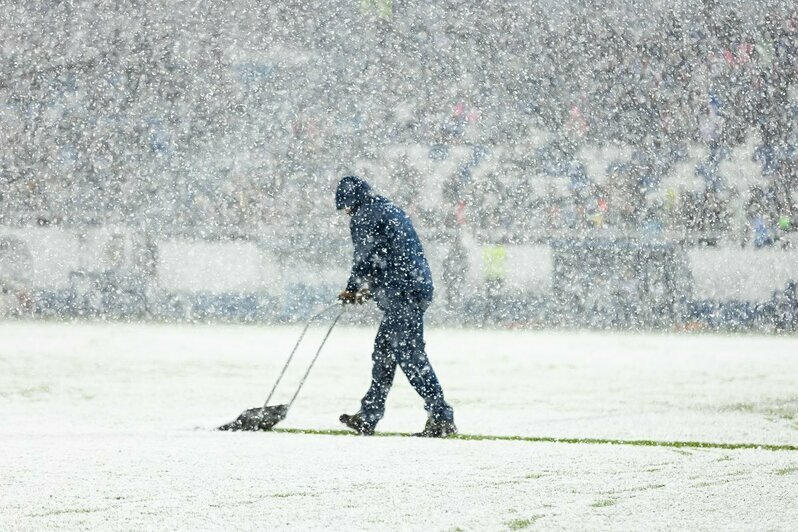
[272,427,798,452]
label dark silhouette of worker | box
[335,175,456,437]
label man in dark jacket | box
[335,175,457,437]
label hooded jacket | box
[336,176,433,305]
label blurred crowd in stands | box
[0,0,796,251]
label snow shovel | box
[218,303,345,431]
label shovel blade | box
[218,404,288,431]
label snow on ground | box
[1,320,797,530]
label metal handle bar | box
[286,307,345,408]
[263,302,343,407]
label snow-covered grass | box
[1,321,797,530]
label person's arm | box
[346,224,375,292]
[340,208,382,302]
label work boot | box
[339,413,375,435]
[415,416,458,438]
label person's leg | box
[358,314,398,427]
[386,301,454,423]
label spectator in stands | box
[442,225,469,313]
[481,241,506,324]
[390,154,422,216]
[747,186,776,247]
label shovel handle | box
[263,302,343,407]
[286,307,344,409]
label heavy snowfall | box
[1,0,797,530]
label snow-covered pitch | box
[1,320,797,530]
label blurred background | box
[0,0,796,332]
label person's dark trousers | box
[360,298,454,426]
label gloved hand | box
[338,288,371,305]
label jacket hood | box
[335,175,373,210]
